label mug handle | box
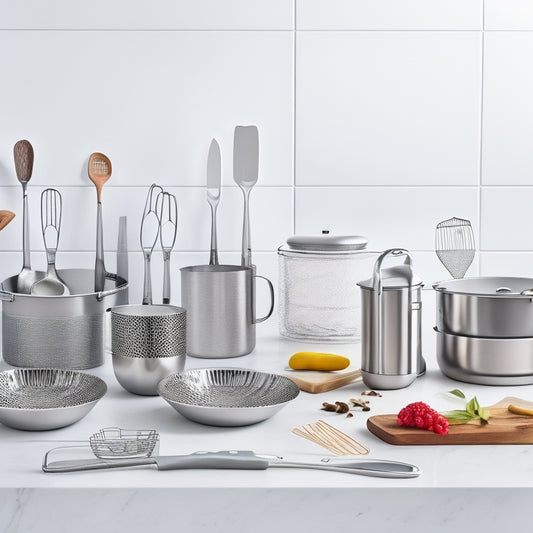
[254,274,275,324]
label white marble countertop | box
[2,297,533,532]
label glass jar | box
[277,232,378,343]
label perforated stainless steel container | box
[0,269,128,369]
[278,233,377,342]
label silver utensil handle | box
[270,459,420,478]
[241,188,251,267]
[209,203,219,265]
[162,252,171,304]
[95,202,106,292]
[22,185,30,269]
[142,253,152,305]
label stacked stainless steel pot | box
[434,276,533,385]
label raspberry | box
[397,402,449,435]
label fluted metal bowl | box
[158,368,300,426]
[0,368,107,430]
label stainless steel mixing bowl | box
[158,368,300,426]
[0,368,107,430]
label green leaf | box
[478,406,491,423]
[442,409,476,420]
[448,389,466,399]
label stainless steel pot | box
[435,327,533,385]
[0,269,128,369]
[434,276,533,338]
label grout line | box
[292,0,297,235]
[478,2,485,275]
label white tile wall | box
[1,0,533,313]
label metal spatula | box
[233,125,259,267]
[435,216,475,279]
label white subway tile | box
[0,185,292,256]
[0,31,293,188]
[297,0,482,30]
[295,31,482,186]
[481,188,533,250]
[485,0,533,31]
[480,252,533,277]
[482,33,533,185]
[0,1,293,30]
[295,187,479,252]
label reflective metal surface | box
[158,368,299,426]
[435,327,533,385]
[1,269,128,369]
[434,276,533,338]
[0,368,106,431]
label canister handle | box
[0,290,14,302]
[254,275,275,324]
[372,248,413,295]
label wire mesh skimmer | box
[435,216,475,279]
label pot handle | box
[95,272,125,302]
[0,290,14,302]
[254,275,275,324]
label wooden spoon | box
[88,152,112,292]
[0,210,15,232]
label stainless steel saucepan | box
[434,276,533,339]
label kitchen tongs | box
[42,449,420,478]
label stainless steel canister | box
[110,304,187,395]
[180,265,274,358]
[278,233,377,342]
[0,269,128,369]
[358,249,425,390]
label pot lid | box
[284,232,368,252]
[358,265,423,290]
[433,276,533,297]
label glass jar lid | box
[282,232,368,253]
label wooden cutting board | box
[367,397,533,445]
[286,367,362,394]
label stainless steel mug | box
[180,265,274,358]
[357,249,425,390]
[109,304,187,395]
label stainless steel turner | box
[233,125,259,267]
[42,449,420,478]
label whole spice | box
[362,390,382,397]
[350,398,370,411]
[322,401,350,414]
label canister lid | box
[358,265,424,290]
[285,232,368,252]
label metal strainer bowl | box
[0,368,107,431]
[157,368,300,427]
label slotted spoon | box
[435,216,475,279]
[88,152,112,292]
